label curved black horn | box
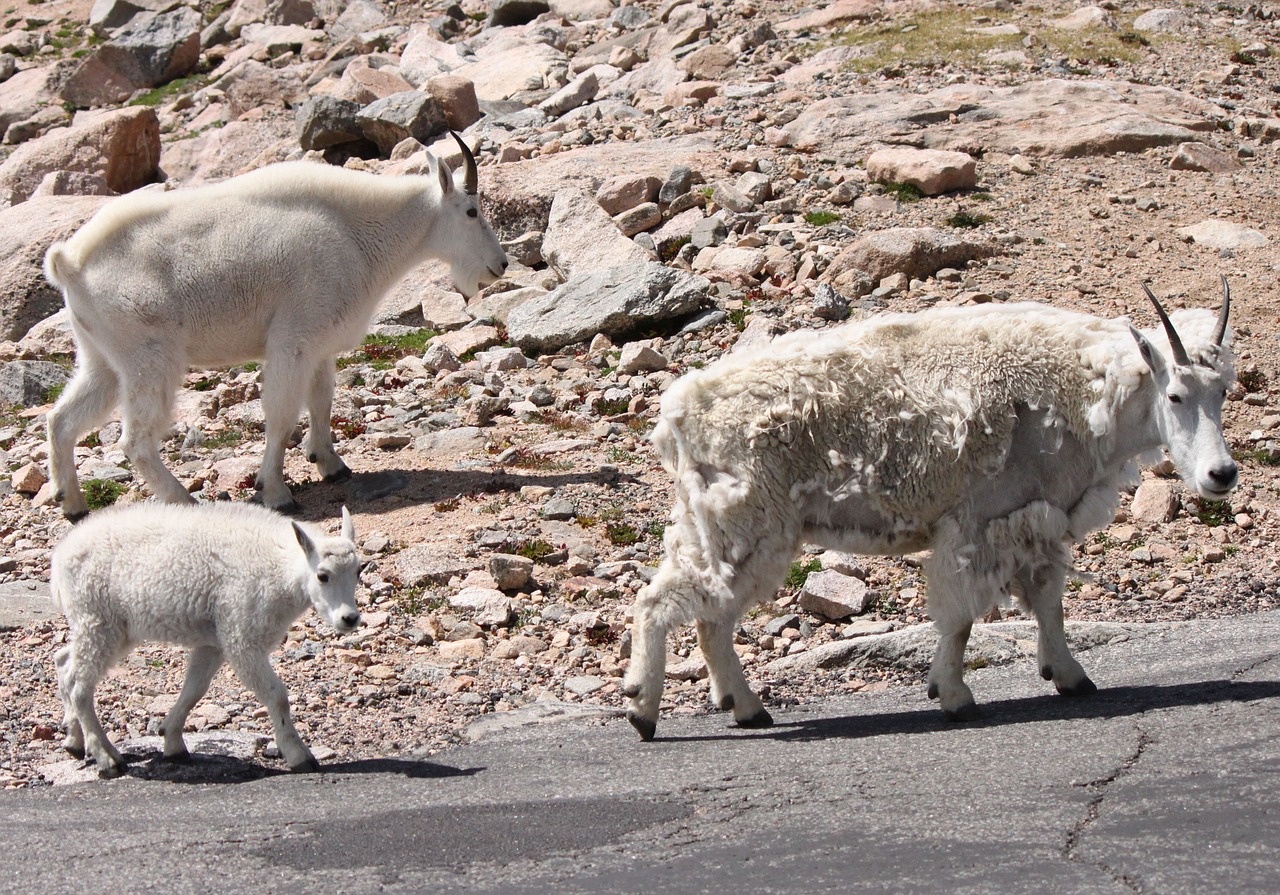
[450,130,478,195]
[1214,275,1231,346]
[1141,283,1191,366]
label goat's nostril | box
[1209,464,1238,487]
[501,258,509,270]
[341,612,360,628]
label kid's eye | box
[317,572,330,583]
[467,208,478,218]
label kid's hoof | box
[627,711,657,742]
[737,708,774,729]
[926,682,939,700]
[161,750,192,764]
[290,756,322,773]
[1056,676,1098,697]
[63,743,85,760]
[943,702,981,722]
[1040,665,1054,681]
[64,509,89,524]
[322,466,352,483]
[717,694,736,711]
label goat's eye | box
[317,572,330,583]
[1168,393,1183,404]
[467,208,478,218]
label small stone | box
[617,343,669,374]
[1132,480,1179,524]
[799,570,873,620]
[11,462,46,495]
[489,553,534,590]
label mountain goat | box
[51,502,361,778]
[624,284,1236,740]
[44,132,508,518]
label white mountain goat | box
[50,501,361,778]
[623,283,1236,740]
[43,132,508,518]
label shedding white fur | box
[623,296,1237,739]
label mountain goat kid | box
[51,502,361,778]
[44,132,507,519]
[624,284,1236,740]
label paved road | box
[2,610,1278,894]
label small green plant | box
[1246,447,1280,467]
[784,558,822,590]
[331,415,366,440]
[646,521,666,541]
[128,74,209,108]
[240,361,261,373]
[1237,369,1267,392]
[202,427,246,449]
[946,210,992,229]
[43,382,66,404]
[596,398,631,416]
[338,330,439,370]
[79,431,101,448]
[970,192,993,202]
[83,478,127,509]
[515,538,557,562]
[727,306,748,332]
[433,497,460,512]
[882,182,923,202]
[804,210,841,227]
[189,376,219,392]
[659,235,691,263]
[606,522,641,547]
[1191,499,1233,527]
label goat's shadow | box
[287,465,634,521]
[655,678,1280,744]
[113,750,478,785]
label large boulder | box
[0,196,110,340]
[62,7,202,107]
[0,64,69,136]
[541,188,651,279]
[506,262,708,351]
[0,107,160,203]
[822,227,997,293]
[865,147,978,196]
[357,91,448,155]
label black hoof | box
[926,682,939,700]
[97,761,126,780]
[717,693,736,711]
[64,744,85,760]
[620,681,641,699]
[1056,676,1098,697]
[627,711,657,742]
[737,708,774,729]
[160,751,192,764]
[64,509,89,524]
[943,702,981,722]
[290,756,322,773]
[270,499,302,516]
[322,466,352,483]
[1040,665,1054,681]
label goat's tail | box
[43,241,76,289]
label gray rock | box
[395,543,472,587]
[0,360,69,406]
[0,53,14,83]
[1132,480,1179,524]
[617,343,668,374]
[564,675,606,696]
[541,188,651,279]
[449,586,514,627]
[541,497,576,520]
[614,202,661,237]
[0,196,110,340]
[357,91,447,155]
[1169,142,1242,173]
[822,227,997,293]
[1176,220,1268,250]
[489,553,534,590]
[328,0,386,42]
[690,216,726,249]
[659,165,693,205]
[866,147,978,196]
[0,579,56,629]
[799,570,874,620]
[346,469,409,502]
[538,70,599,117]
[812,283,850,321]
[1133,8,1190,32]
[296,95,364,150]
[461,699,619,743]
[506,262,708,352]
[763,613,801,636]
[596,175,661,216]
[490,0,550,27]
[83,7,202,95]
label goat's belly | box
[800,523,931,556]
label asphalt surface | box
[2,609,1278,895]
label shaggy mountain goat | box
[624,285,1236,740]
[44,132,507,518]
[51,502,361,777]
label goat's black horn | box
[1141,283,1191,366]
[450,130,478,195]
[1213,275,1231,347]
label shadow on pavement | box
[663,678,1280,744]
[114,751,478,785]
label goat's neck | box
[1106,374,1164,468]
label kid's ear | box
[436,154,454,195]
[292,521,318,563]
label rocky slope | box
[0,0,1278,786]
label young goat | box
[44,132,508,518]
[624,284,1236,739]
[51,502,361,777]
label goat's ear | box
[292,521,319,564]
[436,154,453,196]
[340,505,355,542]
[1130,326,1166,376]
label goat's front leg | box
[1017,564,1095,697]
[228,649,318,772]
[303,356,350,482]
[160,645,224,760]
[696,618,771,728]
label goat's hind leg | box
[160,645,224,760]
[303,356,350,482]
[64,638,128,777]
[697,618,772,729]
[54,646,84,757]
[119,343,195,506]
[1016,564,1095,697]
[47,343,120,520]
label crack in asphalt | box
[1063,725,1153,894]
[1229,651,1280,681]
